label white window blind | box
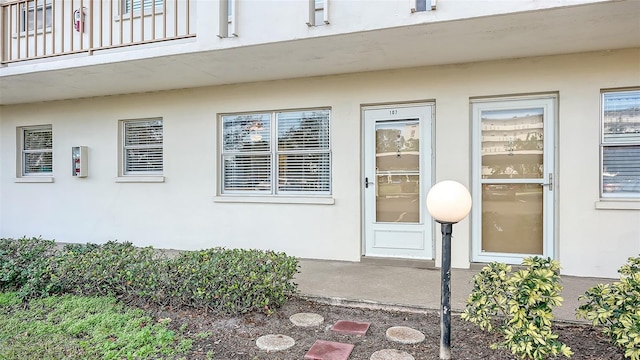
[222,113,272,192]
[124,0,163,14]
[601,89,640,198]
[123,119,163,175]
[277,110,330,193]
[22,125,53,175]
[221,109,331,195]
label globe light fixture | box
[426,180,472,360]
[427,180,472,223]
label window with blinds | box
[21,125,53,176]
[221,109,331,195]
[601,89,640,198]
[124,0,163,14]
[122,119,163,175]
[21,1,53,32]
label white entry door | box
[363,104,433,259]
[471,95,557,264]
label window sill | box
[12,27,52,39]
[115,176,165,183]
[213,196,335,205]
[114,8,164,22]
[15,177,54,183]
[595,200,640,210]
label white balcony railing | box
[1,0,195,64]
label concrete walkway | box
[295,259,616,323]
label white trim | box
[595,201,640,210]
[470,94,557,264]
[213,196,334,205]
[14,177,54,183]
[118,118,164,177]
[115,176,164,183]
[307,0,328,26]
[219,108,331,196]
[17,124,53,178]
[410,0,435,13]
[599,88,640,199]
[323,0,330,24]
[362,103,435,260]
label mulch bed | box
[152,297,623,360]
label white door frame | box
[362,103,435,259]
[470,94,557,264]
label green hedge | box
[0,238,299,314]
[0,237,57,298]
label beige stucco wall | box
[1,48,639,278]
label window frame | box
[117,118,164,182]
[307,0,329,27]
[411,0,435,13]
[218,0,237,38]
[21,0,53,33]
[219,108,332,197]
[123,0,164,15]
[17,124,53,180]
[600,88,640,200]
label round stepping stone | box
[385,326,425,344]
[370,349,415,360]
[289,312,324,327]
[255,334,295,351]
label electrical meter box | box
[72,146,88,177]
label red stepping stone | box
[304,340,355,360]
[331,320,371,335]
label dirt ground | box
[153,297,624,360]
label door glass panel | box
[480,107,546,255]
[375,120,420,223]
[376,174,420,223]
[481,108,544,179]
[482,184,543,254]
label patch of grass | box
[0,292,192,360]
[0,292,20,307]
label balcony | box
[1,0,194,64]
[1,0,639,105]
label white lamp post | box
[426,180,472,360]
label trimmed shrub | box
[461,257,573,359]
[164,248,298,314]
[576,256,640,360]
[54,241,161,299]
[1,238,298,315]
[0,237,56,297]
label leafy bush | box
[0,238,298,314]
[55,241,161,298]
[461,257,573,359]
[164,248,298,314]
[576,256,640,360]
[0,237,56,296]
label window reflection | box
[375,120,420,223]
[482,185,543,254]
[481,108,544,179]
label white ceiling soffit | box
[1,0,639,105]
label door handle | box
[365,177,374,188]
[541,173,553,191]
